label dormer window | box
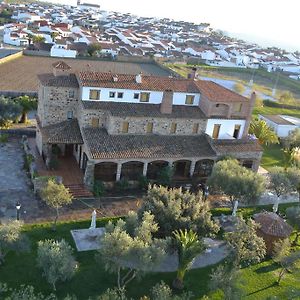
[89,89,100,100]
[109,91,116,98]
[185,95,195,105]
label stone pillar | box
[83,161,95,190]
[189,160,196,177]
[116,162,122,181]
[143,162,148,177]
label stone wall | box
[38,85,79,126]
[106,115,207,135]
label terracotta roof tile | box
[77,71,199,93]
[212,138,263,153]
[41,119,83,144]
[37,73,79,88]
[195,80,248,102]
[82,128,216,160]
[81,101,206,119]
[254,212,293,237]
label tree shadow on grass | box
[255,262,279,274]
[247,282,278,296]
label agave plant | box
[172,229,206,289]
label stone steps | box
[65,184,93,199]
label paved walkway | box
[0,138,39,222]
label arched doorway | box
[173,160,191,179]
[147,160,169,180]
[121,161,144,180]
[94,162,118,182]
[194,159,214,178]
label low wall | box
[0,50,23,65]
[0,90,37,98]
[23,50,50,57]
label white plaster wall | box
[81,87,200,106]
[205,119,246,139]
[277,125,297,137]
[50,47,77,58]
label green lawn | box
[261,144,284,170]
[1,203,300,299]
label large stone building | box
[36,61,262,189]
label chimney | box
[187,67,197,80]
[135,72,142,84]
[160,89,173,114]
[242,91,256,138]
[112,74,118,82]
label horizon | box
[44,0,300,52]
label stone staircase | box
[65,184,94,199]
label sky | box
[46,0,300,52]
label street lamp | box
[15,202,21,221]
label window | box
[185,95,195,105]
[122,121,129,133]
[170,122,177,134]
[109,91,116,98]
[146,122,153,133]
[216,104,220,107]
[68,90,75,98]
[91,117,99,128]
[67,111,73,119]
[234,103,242,112]
[193,123,199,134]
[140,92,150,102]
[233,124,241,139]
[212,124,221,139]
[133,93,139,100]
[242,160,253,169]
[89,89,100,100]
[117,92,124,99]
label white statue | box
[89,210,97,229]
[232,200,239,217]
[273,198,279,213]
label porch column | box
[142,162,148,177]
[83,161,95,190]
[116,162,122,181]
[189,160,196,177]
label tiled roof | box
[195,80,248,102]
[82,128,216,160]
[37,73,79,88]
[41,119,83,144]
[254,212,293,237]
[77,71,199,93]
[81,101,206,119]
[212,138,263,153]
[52,61,71,70]
[261,115,295,125]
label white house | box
[259,114,300,138]
[50,44,77,58]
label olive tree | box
[98,211,167,291]
[41,179,73,230]
[286,206,300,245]
[0,221,29,265]
[0,96,22,128]
[225,217,266,266]
[268,167,292,198]
[139,185,219,237]
[37,239,77,291]
[207,158,265,208]
[286,167,300,201]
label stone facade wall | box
[106,116,207,135]
[79,108,108,128]
[38,85,79,126]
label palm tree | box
[32,35,46,44]
[172,229,206,289]
[50,31,59,42]
[249,119,279,146]
[15,96,37,123]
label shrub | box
[48,157,59,170]
[156,166,173,186]
[93,180,105,198]
[0,133,9,143]
[138,175,149,190]
[115,178,129,191]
